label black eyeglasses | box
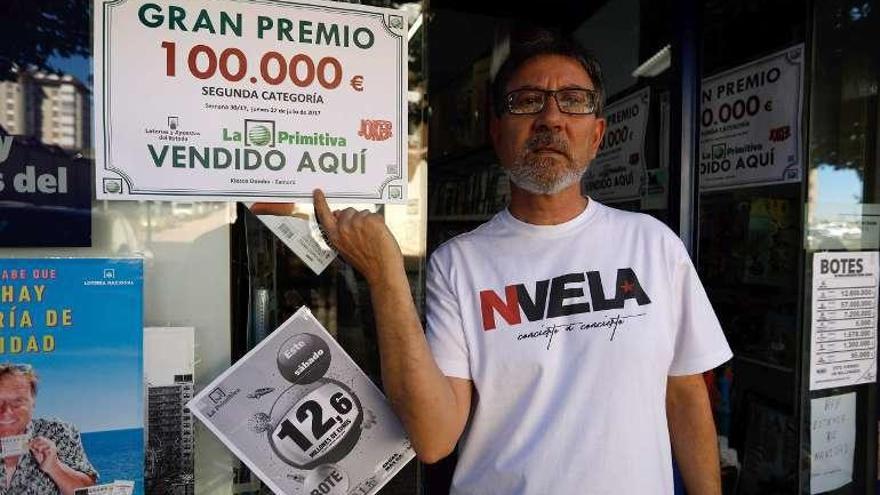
[505,88,600,115]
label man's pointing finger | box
[312,189,337,233]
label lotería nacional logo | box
[82,268,136,287]
[244,119,276,148]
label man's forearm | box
[309,191,469,462]
[667,375,722,495]
[46,462,95,495]
[366,263,468,462]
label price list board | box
[810,252,879,390]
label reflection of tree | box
[146,430,194,495]
[0,0,90,80]
[809,0,878,189]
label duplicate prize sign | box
[94,0,408,202]
[582,87,650,203]
[699,45,804,191]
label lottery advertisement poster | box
[0,258,144,494]
[699,45,804,191]
[188,306,414,495]
[581,87,650,202]
[93,0,408,203]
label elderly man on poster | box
[0,363,97,495]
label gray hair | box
[491,26,605,117]
[0,363,38,397]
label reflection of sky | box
[47,55,91,88]
[813,163,864,218]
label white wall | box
[144,326,195,386]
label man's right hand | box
[259,191,471,463]
[30,436,96,495]
[312,189,404,284]
[29,436,60,474]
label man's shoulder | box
[594,201,677,237]
[430,213,505,262]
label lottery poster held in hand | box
[699,45,804,191]
[810,251,879,390]
[0,258,144,494]
[582,87,650,203]
[188,307,414,495]
[93,0,408,203]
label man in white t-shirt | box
[312,28,732,495]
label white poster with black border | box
[810,251,879,390]
[582,87,649,202]
[188,306,414,495]
[93,0,408,203]
[699,45,804,191]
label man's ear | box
[589,117,607,159]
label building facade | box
[0,69,91,151]
[146,375,195,495]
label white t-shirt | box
[426,199,732,495]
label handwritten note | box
[810,392,856,493]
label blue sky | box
[0,259,143,433]
[816,163,862,204]
[812,163,865,220]
[47,55,92,89]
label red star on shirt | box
[620,280,635,294]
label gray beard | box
[505,155,587,195]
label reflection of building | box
[146,374,195,495]
[0,69,91,151]
[144,327,196,495]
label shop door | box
[696,0,807,492]
[800,0,879,493]
[697,0,878,494]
